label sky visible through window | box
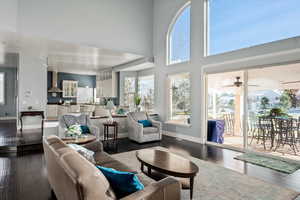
[209,0,300,55]
[169,5,190,64]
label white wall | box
[153,0,300,142]
[0,0,154,129]
[0,0,18,32]
[17,0,153,57]
[137,68,155,77]
[18,45,47,128]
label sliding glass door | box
[206,63,300,161]
[247,65,300,160]
[207,71,245,149]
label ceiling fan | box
[223,76,259,88]
[281,81,300,85]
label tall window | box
[168,73,191,125]
[123,77,136,109]
[138,75,155,112]
[0,73,4,104]
[167,3,191,65]
[208,0,300,55]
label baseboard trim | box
[17,124,43,130]
[162,131,205,144]
[0,117,17,120]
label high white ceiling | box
[0,30,143,73]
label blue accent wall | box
[47,72,96,103]
[0,67,17,117]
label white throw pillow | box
[68,144,96,164]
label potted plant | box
[134,95,142,111]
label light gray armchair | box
[58,114,100,139]
[127,112,162,143]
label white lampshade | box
[106,100,115,110]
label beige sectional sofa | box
[43,135,181,200]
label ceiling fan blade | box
[248,84,260,87]
[282,81,300,84]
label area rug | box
[112,147,300,200]
[235,153,300,174]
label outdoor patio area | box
[224,135,300,161]
[207,64,300,162]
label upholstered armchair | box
[58,114,100,139]
[127,112,162,143]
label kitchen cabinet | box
[62,80,78,98]
[46,105,58,118]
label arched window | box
[167,3,191,65]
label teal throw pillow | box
[80,125,90,134]
[96,166,144,198]
[138,120,152,127]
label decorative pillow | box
[138,120,152,127]
[96,166,144,198]
[68,144,95,164]
[63,115,78,127]
[80,125,90,134]
[66,124,82,136]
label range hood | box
[48,71,63,93]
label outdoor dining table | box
[258,116,299,153]
[207,120,225,144]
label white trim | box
[201,69,208,143]
[17,124,42,130]
[0,117,17,120]
[203,0,210,57]
[0,72,5,105]
[164,121,191,128]
[163,130,205,143]
[203,46,300,73]
[243,70,248,148]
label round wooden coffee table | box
[61,134,96,145]
[136,149,199,199]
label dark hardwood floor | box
[0,120,18,147]
[0,135,300,200]
[0,119,43,148]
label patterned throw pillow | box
[68,144,96,164]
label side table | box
[103,121,118,142]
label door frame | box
[203,69,249,150]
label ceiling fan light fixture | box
[234,76,243,87]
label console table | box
[20,111,45,135]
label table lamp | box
[106,100,115,123]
